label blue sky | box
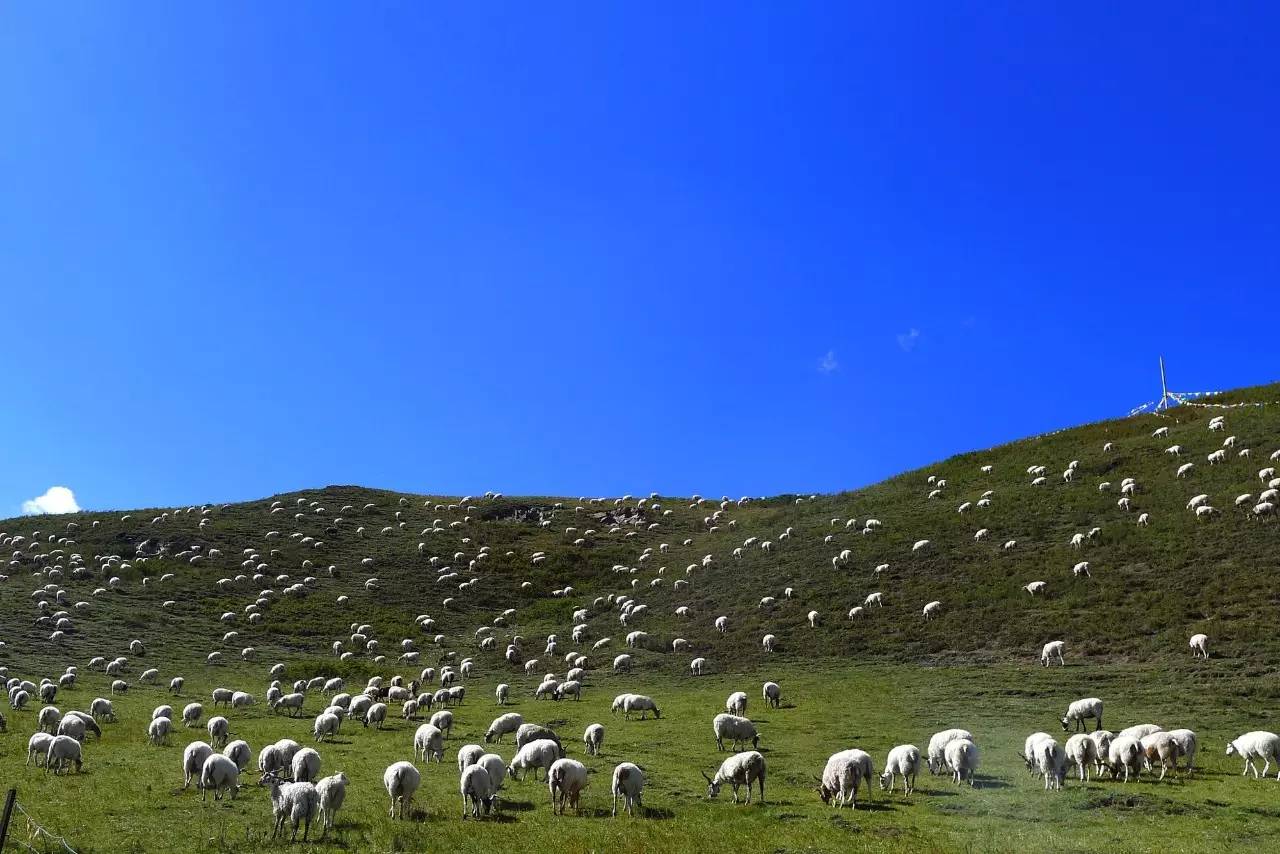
[2,3,1277,513]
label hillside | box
[4,381,1279,677]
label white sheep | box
[1167,728,1198,774]
[1031,737,1067,790]
[927,729,973,774]
[726,691,748,716]
[1024,581,1047,596]
[1226,731,1280,779]
[1061,698,1103,733]
[316,772,348,836]
[291,747,321,783]
[45,734,82,774]
[509,739,562,781]
[819,749,875,808]
[460,763,497,819]
[1140,731,1183,781]
[611,762,644,816]
[224,740,252,771]
[200,753,240,801]
[457,743,484,771]
[207,715,231,748]
[1107,735,1145,782]
[690,657,708,676]
[704,750,766,804]
[383,761,421,818]
[763,682,781,709]
[1040,641,1065,666]
[549,758,590,814]
[879,744,920,794]
[1064,733,1097,781]
[922,601,942,620]
[148,716,172,746]
[261,772,321,841]
[713,714,760,752]
[621,695,660,720]
[313,712,341,742]
[415,723,445,762]
[944,738,979,786]
[1189,633,1208,658]
[485,713,524,743]
[183,741,214,788]
[762,634,777,652]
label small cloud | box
[818,350,839,373]
[897,328,921,352]
[22,486,81,515]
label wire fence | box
[1,796,78,854]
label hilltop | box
[4,380,1279,676]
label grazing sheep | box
[509,739,562,782]
[1061,698,1103,733]
[516,724,562,751]
[316,772,348,836]
[1140,731,1183,781]
[1024,581,1047,596]
[879,744,921,794]
[183,741,214,788]
[207,715,231,748]
[291,747,322,783]
[922,601,942,620]
[415,724,445,762]
[611,762,645,816]
[460,763,497,819]
[383,761,421,819]
[1167,729,1198,774]
[549,758,590,814]
[713,714,760,752]
[1189,633,1209,658]
[763,682,782,709]
[819,749,875,808]
[704,750,766,804]
[690,657,708,676]
[45,734,83,774]
[1031,737,1067,790]
[182,702,204,727]
[457,743,485,771]
[584,723,605,756]
[313,712,341,743]
[1226,731,1280,779]
[485,712,524,743]
[1065,733,1098,781]
[149,716,172,746]
[224,740,252,771]
[944,738,979,786]
[762,634,777,652]
[927,729,974,774]
[1088,731,1115,777]
[1040,641,1066,667]
[621,694,660,720]
[27,733,53,766]
[261,772,321,841]
[1107,735,1145,782]
[726,691,748,716]
[200,754,241,801]
[495,684,509,705]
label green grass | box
[3,380,1280,851]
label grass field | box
[5,658,1280,853]
[4,382,1280,851]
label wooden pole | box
[0,787,17,853]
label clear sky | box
[2,3,1277,514]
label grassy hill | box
[2,381,1280,853]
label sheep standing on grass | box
[1107,736,1144,782]
[713,714,759,752]
[485,712,523,743]
[1189,633,1209,658]
[1140,732,1183,781]
[45,735,82,774]
[704,751,766,804]
[763,682,782,708]
[612,762,645,816]
[818,749,875,808]
[183,741,214,789]
[584,723,605,756]
[1065,734,1098,781]
[260,771,321,841]
[384,761,421,819]
[1032,737,1067,790]
[460,763,497,819]
[1227,731,1280,779]
[1061,698,1103,733]
[549,758,590,814]
[414,723,445,762]
[726,691,748,716]
[200,754,240,801]
[1168,729,1198,774]
[316,772,348,837]
[927,729,973,774]
[944,738,980,786]
[509,739,562,782]
[1040,641,1065,666]
[879,744,921,794]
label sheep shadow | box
[642,807,676,820]
[498,799,538,812]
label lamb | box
[1064,733,1097,781]
[460,763,497,819]
[1107,735,1145,782]
[291,747,322,782]
[509,739,562,781]
[713,714,760,752]
[922,601,942,620]
[183,741,214,788]
[612,762,645,816]
[879,744,921,794]
[414,723,445,762]
[383,761,421,818]
[584,723,605,755]
[45,734,83,774]
[316,772,348,836]
[927,729,974,774]
[763,682,782,709]
[261,772,321,840]
[495,684,509,705]
[1189,633,1208,658]
[704,750,766,804]
[726,691,748,716]
[818,749,875,808]
[944,738,979,786]
[762,634,777,652]
[549,758,590,814]
[690,657,707,676]
[1061,698,1103,732]
[485,712,524,743]
[1226,731,1280,779]
[200,753,240,801]
[621,694,660,720]
[1040,641,1065,666]
[1140,731,1183,781]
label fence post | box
[0,788,17,853]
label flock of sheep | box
[2,406,1278,843]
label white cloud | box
[897,328,921,352]
[21,486,81,515]
[818,349,839,373]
